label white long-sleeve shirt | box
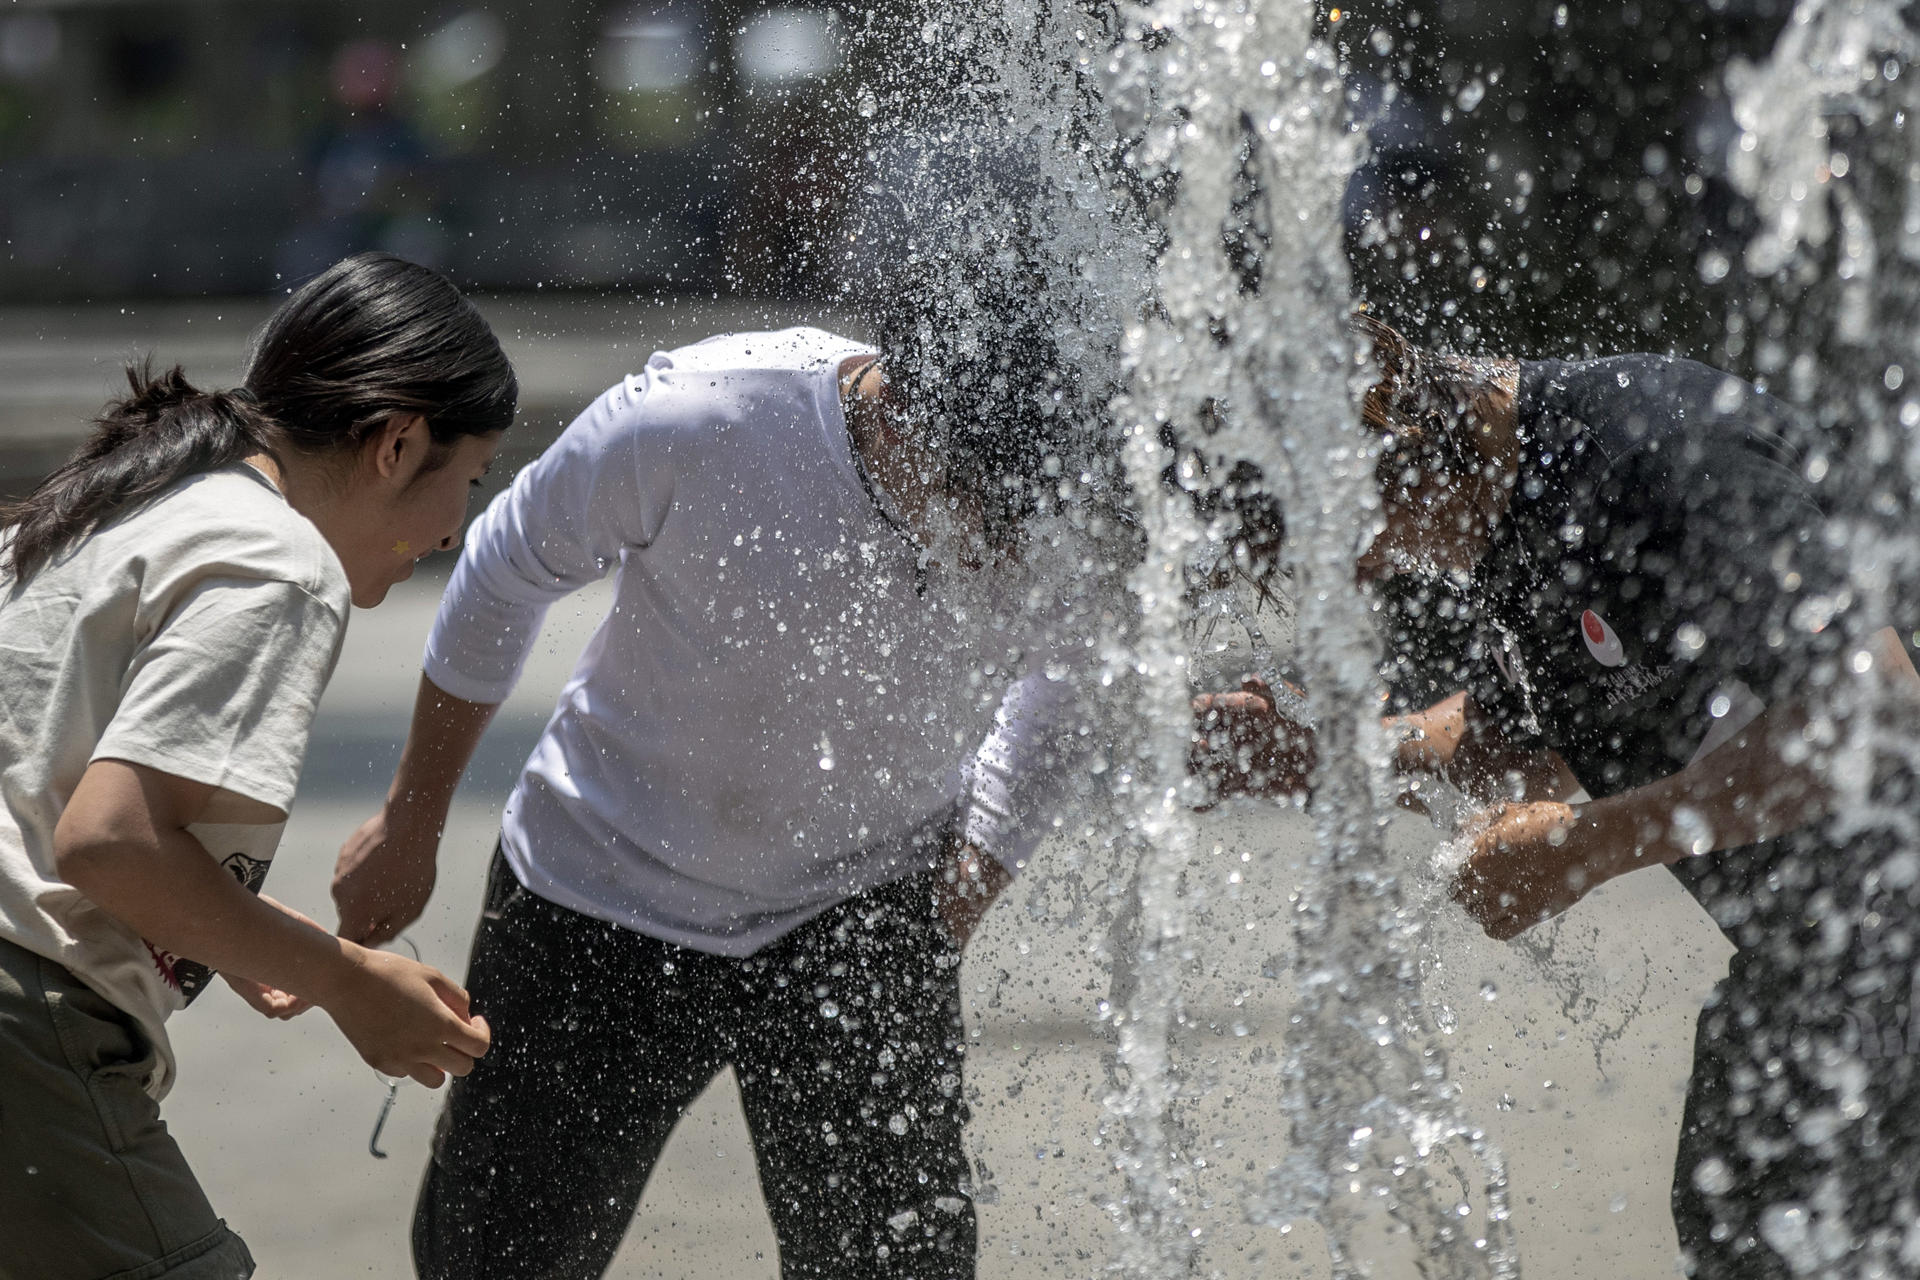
[425,328,1083,954]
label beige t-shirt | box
[0,465,349,1097]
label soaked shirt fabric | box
[1411,355,1847,941]
[425,328,1083,956]
[0,466,349,1096]
[1416,356,1920,1276]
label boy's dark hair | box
[1352,310,1499,495]
[1176,311,1501,593]
[2,253,517,583]
[847,142,1104,553]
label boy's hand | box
[1189,676,1315,803]
[934,845,1011,950]
[1450,800,1607,940]
[333,807,438,946]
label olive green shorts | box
[0,936,253,1280]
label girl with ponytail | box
[0,253,514,1280]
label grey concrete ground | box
[6,296,1734,1276]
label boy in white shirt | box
[334,288,1106,1275]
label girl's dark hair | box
[1,253,517,583]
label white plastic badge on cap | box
[1580,608,1626,667]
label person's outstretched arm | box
[332,378,675,944]
[1453,625,1920,940]
[332,676,498,944]
[942,666,1089,948]
[62,759,489,1086]
[1189,681,1577,806]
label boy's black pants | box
[1671,822,1920,1278]
[414,847,975,1280]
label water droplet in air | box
[1671,805,1715,856]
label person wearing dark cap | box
[1191,314,1920,1278]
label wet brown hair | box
[1352,311,1507,495]
[1174,312,1511,603]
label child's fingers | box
[225,973,303,1018]
[428,973,473,1019]
[409,1063,449,1089]
[442,1010,491,1058]
[425,1040,480,1078]
[256,986,308,1017]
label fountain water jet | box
[1710,4,1920,1271]
[1091,1,1517,1274]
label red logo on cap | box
[1581,609,1625,667]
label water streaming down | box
[1011,0,1514,1272]
[1718,4,1920,1270]
[846,0,1920,1272]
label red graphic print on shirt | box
[1581,608,1626,668]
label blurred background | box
[0,0,864,298]
[0,0,1794,320]
[0,0,1809,493]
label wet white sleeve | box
[423,379,676,704]
[962,668,1086,874]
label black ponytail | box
[0,252,516,584]
[0,364,272,582]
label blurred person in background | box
[0,254,511,1280]
[1191,313,1920,1278]
[276,40,445,283]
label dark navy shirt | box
[1391,355,1848,940]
